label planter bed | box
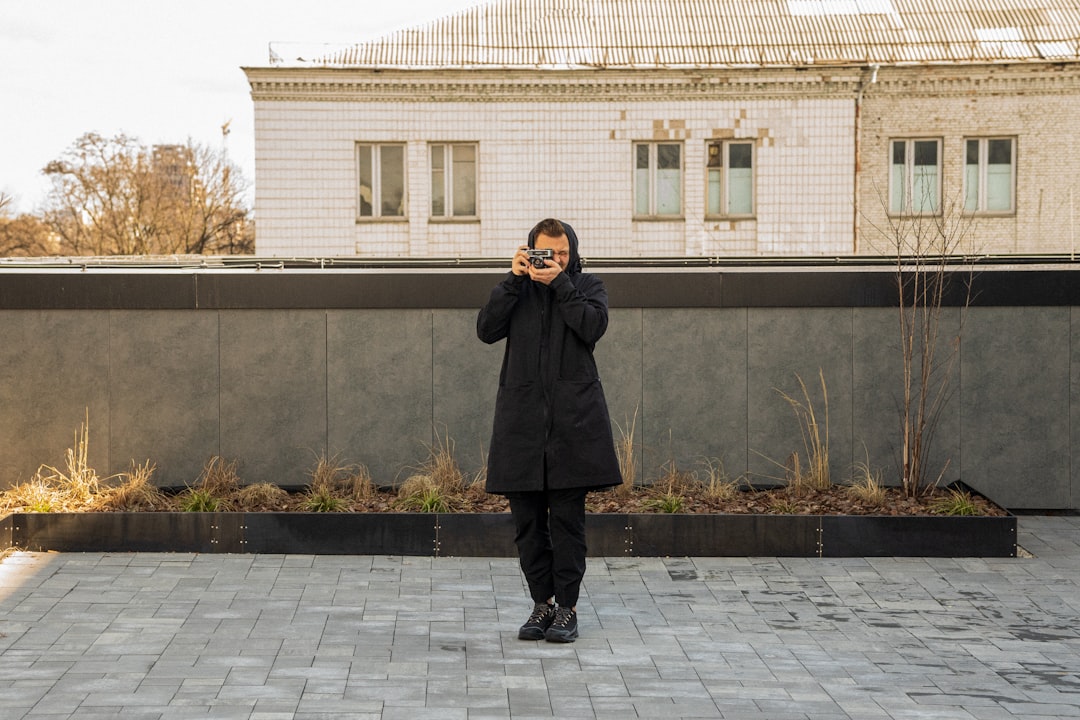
[0,508,1016,557]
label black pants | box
[506,488,588,608]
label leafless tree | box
[865,187,978,497]
[41,132,253,256]
[0,192,57,256]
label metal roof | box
[299,0,1080,69]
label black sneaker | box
[518,602,556,640]
[544,606,578,643]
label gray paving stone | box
[0,517,1078,718]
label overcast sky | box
[0,0,481,213]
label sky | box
[0,0,482,214]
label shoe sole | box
[544,630,578,643]
[518,628,546,641]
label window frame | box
[429,142,479,222]
[705,140,756,219]
[355,142,407,222]
[888,138,943,217]
[963,136,1016,216]
[633,141,684,219]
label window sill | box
[355,217,408,224]
[632,216,685,222]
[428,217,481,224]
[705,215,757,222]
[963,211,1016,218]
[886,212,944,219]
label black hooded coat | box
[476,222,622,494]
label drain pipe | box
[853,63,879,254]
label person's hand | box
[511,246,530,276]
[528,257,562,285]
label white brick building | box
[244,0,1080,258]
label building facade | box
[244,0,1080,258]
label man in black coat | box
[477,218,622,643]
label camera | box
[527,248,554,268]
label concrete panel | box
[220,310,327,485]
[594,308,643,485]
[327,309,432,485]
[0,310,110,489]
[962,306,1070,508]
[747,308,853,484]
[1073,307,1080,511]
[852,308,903,482]
[433,308,502,479]
[108,310,220,487]
[642,308,748,484]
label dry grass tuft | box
[96,461,167,511]
[848,458,887,507]
[1,411,119,513]
[195,456,241,497]
[776,369,831,494]
[397,474,452,512]
[307,452,375,501]
[393,431,474,512]
[1,477,61,513]
[235,482,290,511]
[613,409,639,498]
[654,458,699,497]
[339,464,376,501]
[420,431,466,495]
[700,457,739,502]
[173,456,242,512]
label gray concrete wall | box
[0,265,1077,510]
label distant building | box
[152,145,193,198]
[244,0,1080,258]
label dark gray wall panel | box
[594,308,643,485]
[327,309,431,485]
[0,310,110,487]
[108,310,220,487]
[851,308,904,481]
[433,309,502,479]
[962,306,1070,508]
[641,308,747,482]
[220,310,327,485]
[1074,308,1080,510]
[746,308,854,484]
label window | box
[889,139,941,215]
[634,142,682,217]
[356,143,405,219]
[706,141,755,217]
[430,143,477,218]
[965,138,1015,214]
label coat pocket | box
[548,378,620,487]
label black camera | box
[527,248,554,268]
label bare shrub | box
[864,186,976,497]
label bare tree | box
[41,133,253,256]
[0,192,57,256]
[866,187,978,497]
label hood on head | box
[527,218,582,274]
